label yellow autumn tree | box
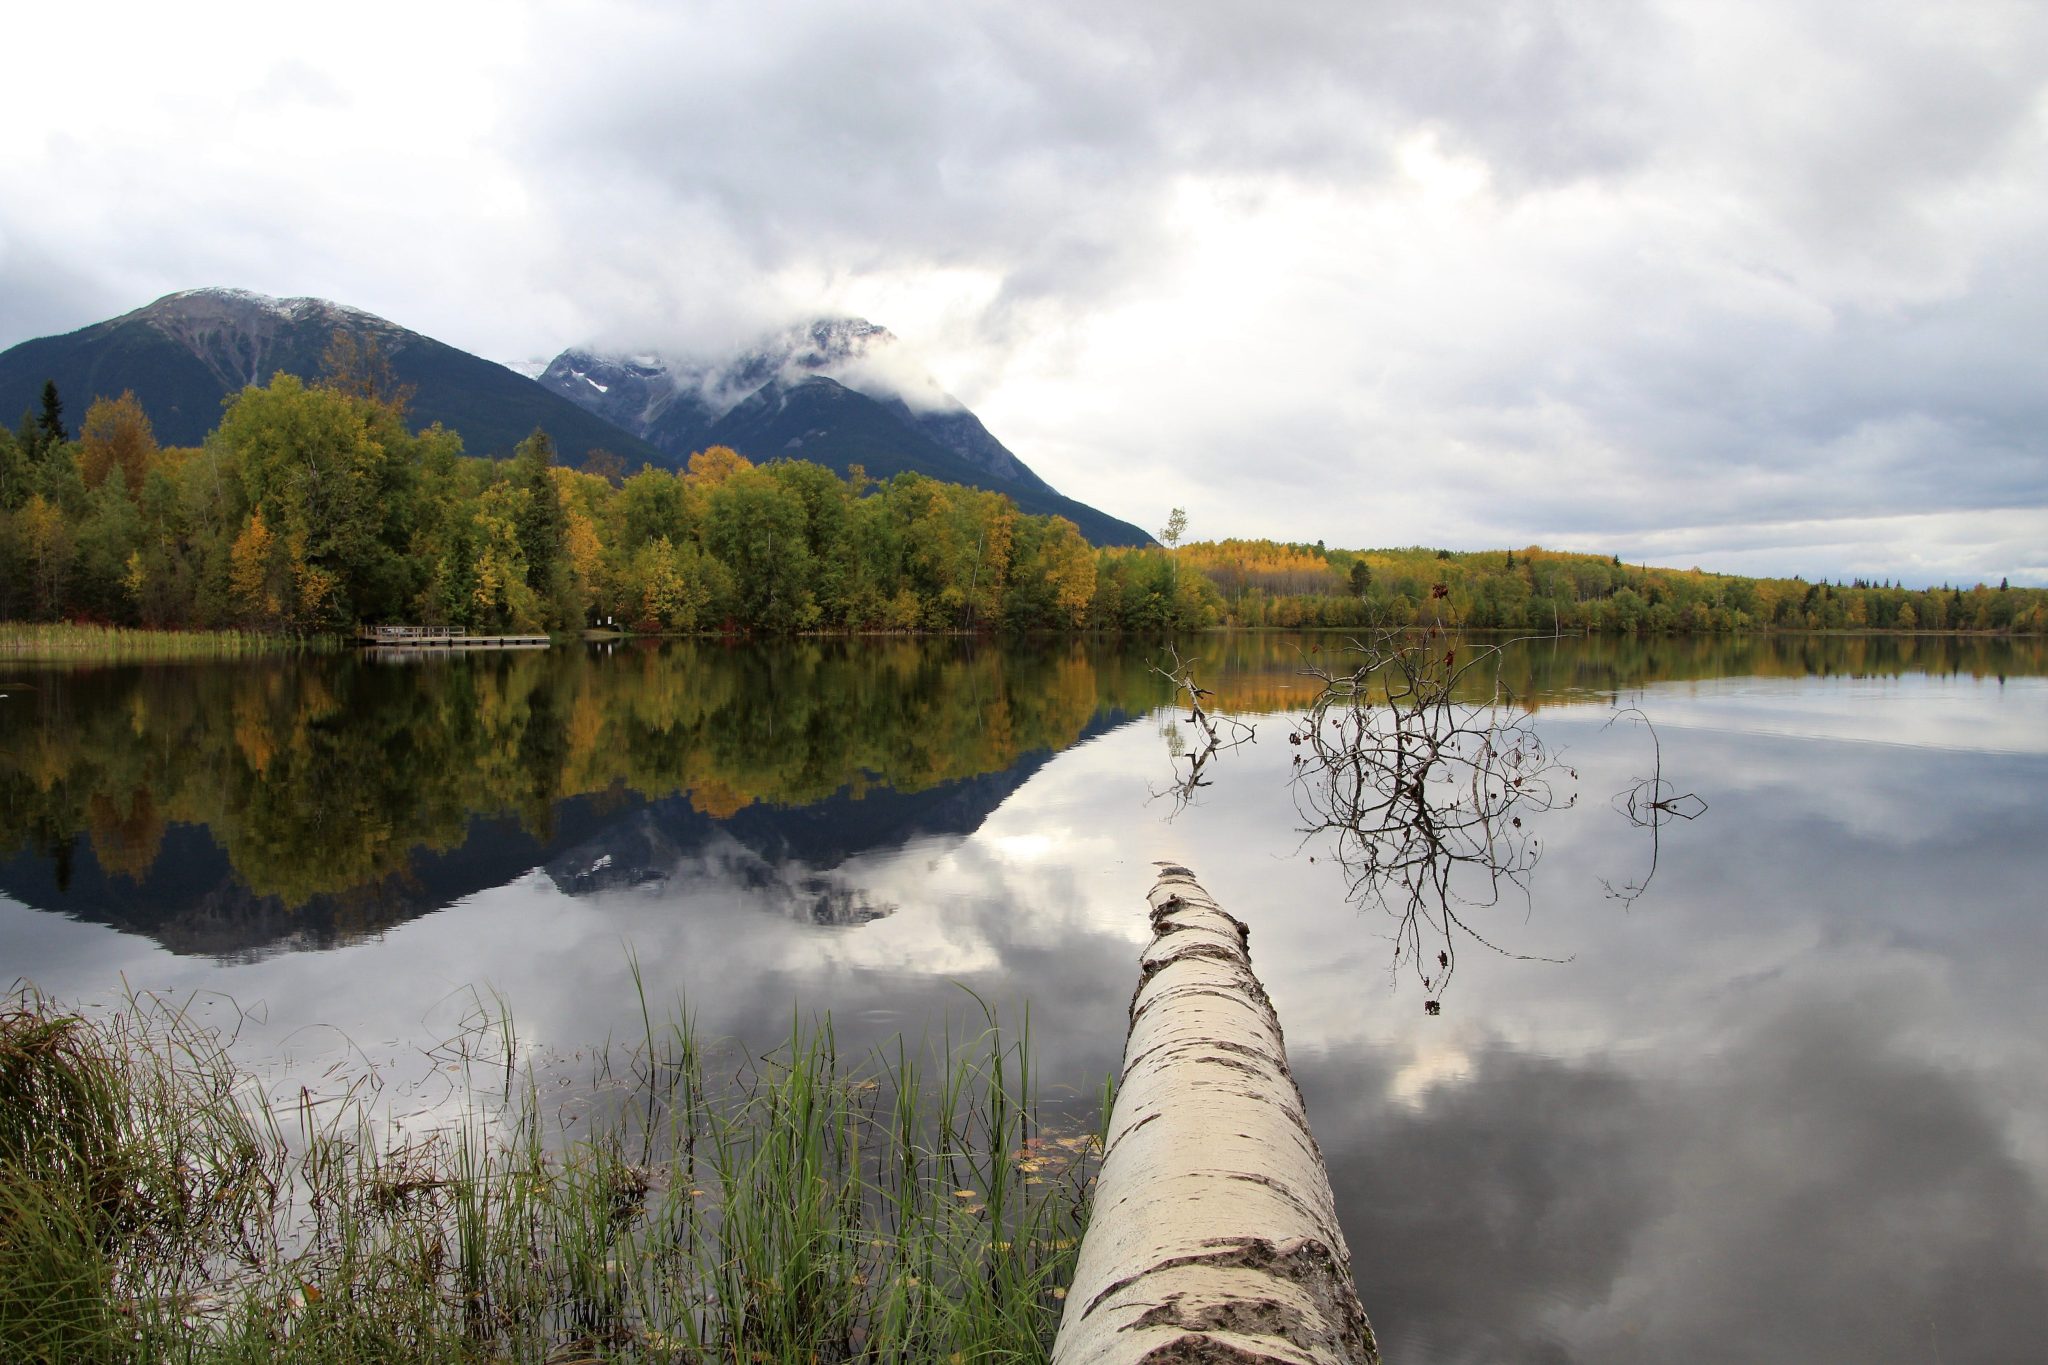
[632,535,718,629]
[1043,517,1099,625]
[79,391,158,494]
[289,541,343,634]
[468,485,541,631]
[229,510,283,627]
[686,444,753,486]
[564,507,607,618]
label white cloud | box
[5,0,2045,582]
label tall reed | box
[0,991,284,1364]
[0,983,1099,1363]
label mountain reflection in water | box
[0,640,1155,955]
[4,632,2047,1362]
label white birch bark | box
[1052,865,1379,1365]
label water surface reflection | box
[3,634,2045,1362]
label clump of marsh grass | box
[0,981,1100,1364]
[1,990,283,1365]
[0,1000,123,1365]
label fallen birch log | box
[1052,865,1379,1364]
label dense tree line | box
[5,366,2037,638]
[0,369,1221,635]
[1177,539,2048,635]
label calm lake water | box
[5,633,2046,1362]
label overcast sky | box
[5,1,2045,585]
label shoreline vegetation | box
[0,366,2040,644]
[0,618,2038,664]
[0,623,324,661]
[0,983,1098,1365]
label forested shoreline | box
[1179,539,2048,635]
[2,366,2042,638]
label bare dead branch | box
[1288,628,1575,1011]
[1600,706,1708,907]
[1148,645,1256,818]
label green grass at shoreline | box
[5,616,2038,664]
[0,984,1098,1364]
[0,623,323,661]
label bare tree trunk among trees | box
[1053,866,1378,1364]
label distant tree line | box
[1175,539,2047,635]
[0,364,1220,635]
[2,362,2037,637]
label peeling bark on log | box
[1053,866,1379,1364]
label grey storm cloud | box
[524,1,2042,295]
[525,0,1661,311]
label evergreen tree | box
[37,380,66,447]
[509,429,577,626]
[513,434,567,575]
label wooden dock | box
[357,625,550,651]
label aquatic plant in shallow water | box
[0,982,1099,1363]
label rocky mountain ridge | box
[540,318,1046,491]
[535,318,1151,542]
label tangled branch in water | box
[1148,644,1256,817]
[1600,706,1708,908]
[1290,630,1577,1011]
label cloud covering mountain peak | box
[554,317,967,426]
